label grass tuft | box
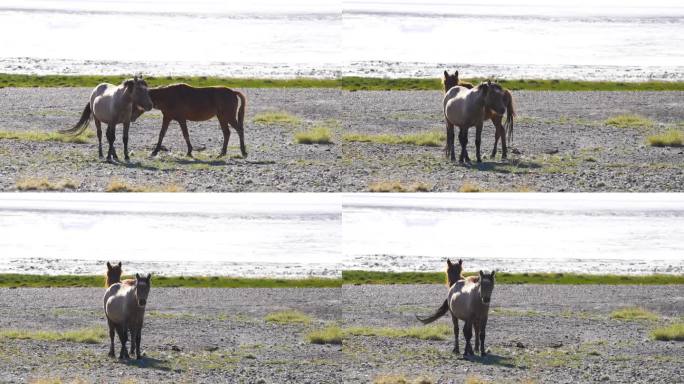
[610,307,660,321]
[16,178,79,191]
[345,324,451,341]
[604,114,654,129]
[105,179,184,192]
[264,310,312,325]
[373,374,434,384]
[647,129,683,147]
[459,181,486,192]
[368,181,432,192]
[0,130,94,143]
[0,327,106,344]
[306,325,343,345]
[253,111,301,126]
[295,126,333,144]
[651,323,684,341]
[344,131,444,147]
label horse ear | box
[147,273,152,281]
[107,262,112,270]
[458,259,463,265]
[117,261,122,267]
[135,273,140,280]
[479,270,484,277]
[491,270,496,278]
[443,70,449,79]
[446,259,452,266]
[455,70,459,78]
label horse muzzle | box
[482,297,491,304]
[138,299,147,306]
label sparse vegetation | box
[16,178,79,191]
[343,131,444,147]
[373,374,434,384]
[306,325,343,345]
[0,327,105,344]
[0,130,93,143]
[651,323,684,341]
[368,181,431,192]
[610,307,659,321]
[253,111,301,126]
[604,114,654,129]
[105,179,184,192]
[647,129,683,147]
[459,181,486,192]
[345,324,451,341]
[264,310,312,325]
[295,126,333,144]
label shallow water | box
[1,0,682,80]
[342,194,684,275]
[1,194,682,276]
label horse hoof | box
[481,352,487,357]
[108,351,115,358]
[452,348,460,354]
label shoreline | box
[1,271,682,288]
[2,74,684,91]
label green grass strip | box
[1,271,682,288]
[341,270,684,285]
[0,327,106,344]
[0,274,341,288]
[1,74,684,91]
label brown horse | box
[442,70,515,160]
[132,83,247,158]
[106,261,135,287]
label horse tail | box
[416,299,449,324]
[235,91,246,132]
[60,103,91,136]
[504,89,515,143]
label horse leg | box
[473,320,481,353]
[129,327,135,357]
[135,327,142,360]
[451,315,460,354]
[445,122,454,160]
[107,319,115,357]
[475,123,483,163]
[458,127,469,163]
[217,117,231,158]
[95,118,103,159]
[178,119,193,157]
[463,320,474,357]
[106,123,117,163]
[491,115,502,160]
[151,116,171,157]
[123,122,130,162]
[116,324,129,359]
[499,119,508,161]
[479,317,488,356]
[226,114,247,158]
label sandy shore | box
[0,88,683,191]
[0,285,681,383]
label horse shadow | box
[462,353,524,370]
[122,356,171,371]
[471,159,542,174]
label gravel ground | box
[0,285,681,383]
[1,88,683,191]
[0,87,342,192]
[339,90,684,192]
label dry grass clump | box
[604,114,654,129]
[295,126,333,144]
[105,179,183,192]
[610,307,659,321]
[264,309,312,325]
[368,181,431,192]
[306,325,343,345]
[253,111,301,126]
[373,374,434,384]
[16,178,79,191]
[647,129,683,147]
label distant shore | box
[2,73,684,91]
[0,271,682,288]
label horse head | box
[124,76,153,112]
[134,273,152,307]
[478,270,496,304]
[442,70,459,92]
[480,80,507,116]
[446,258,464,287]
[106,261,123,287]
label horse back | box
[153,84,238,121]
[447,280,478,320]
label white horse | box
[418,270,496,357]
[443,81,510,163]
[61,76,153,162]
[104,273,151,360]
